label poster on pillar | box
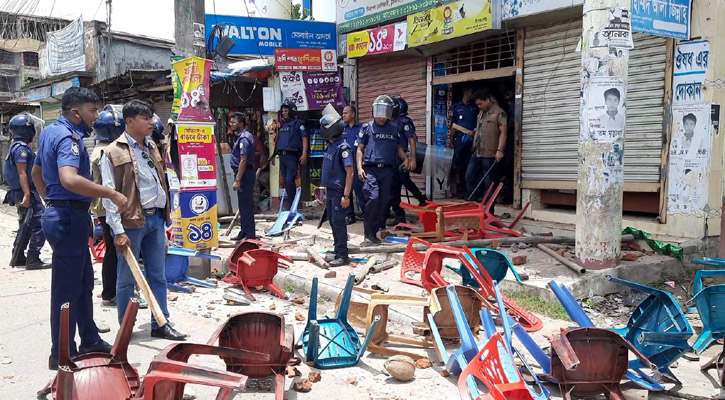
[172,57,214,122]
[588,7,633,50]
[667,103,712,216]
[673,40,710,105]
[585,77,626,143]
[177,124,218,191]
[171,190,219,250]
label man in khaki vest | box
[101,100,186,341]
[465,88,508,209]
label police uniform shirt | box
[395,116,416,152]
[231,129,256,169]
[35,116,93,203]
[452,101,478,136]
[358,120,399,166]
[343,122,361,150]
[8,140,36,189]
[321,139,353,192]
[277,119,308,152]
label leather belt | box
[47,200,91,211]
[364,163,393,168]
[143,208,163,216]
[279,150,300,156]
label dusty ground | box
[0,194,720,399]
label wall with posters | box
[337,0,456,34]
[408,0,498,47]
[279,70,346,112]
[502,0,582,20]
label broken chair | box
[165,247,220,293]
[689,263,725,354]
[701,333,725,387]
[140,343,269,400]
[266,187,305,236]
[447,247,523,288]
[400,237,431,287]
[226,248,292,301]
[39,300,141,400]
[301,274,380,369]
[207,312,299,400]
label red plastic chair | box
[227,249,292,301]
[421,246,469,293]
[140,343,269,400]
[39,300,141,400]
[224,239,272,278]
[447,183,528,238]
[401,237,431,287]
[208,312,300,400]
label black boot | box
[329,257,350,267]
[25,255,51,270]
[10,253,26,267]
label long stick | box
[122,247,167,327]
[348,234,636,255]
[225,209,240,236]
[537,244,586,274]
[305,247,330,270]
[467,160,498,202]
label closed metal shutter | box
[357,55,428,191]
[521,20,667,184]
[150,99,173,125]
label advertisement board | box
[171,190,219,250]
[347,22,407,58]
[274,48,337,72]
[337,0,456,34]
[408,0,496,47]
[172,57,214,122]
[177,124,217,191]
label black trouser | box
[390,169,425,219]
[99,216,117,301]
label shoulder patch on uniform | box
[71,142,80,156]
[362,122,369,128]
[299,125,305,130]
[404,125,411,131]
[341,150,350,159]
[20,151,27,158]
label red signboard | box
[275,48,337,72]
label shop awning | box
[211,59,273,83]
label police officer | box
[357,95,409,245]
[387,97,425,226]
[151,113,165,150]
[230,112,257,241]
[91,106,125,306]
[3,113,50,269]
[320,113,354,265]
[449,88,477,197]
[276,100,309,209]
[342,104,363,224]
[32,87,129,370]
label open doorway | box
[443,76,515,204]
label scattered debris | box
[293,298,306,305]
[1,357,11,365]
[511,255,527,265]
[622,252,639,262]
[207,306,215,310]
[412,326,429,336]
[308,371,321,383]
[384,355,416,382]
[415,358,433,369]
[295,312,305,321]
[371,282,389,292]
[168,294,179,302]
[589,295,605,305]
[286,366,301,378]
[324,271,337,278]
[346,377,358,385]
[511,243,519,253]
[292,378,312,392]
[440,370,451,377]
[269,303,277,310]
[665,281,676,289]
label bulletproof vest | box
[363,121,398,165]
[277,119,303,151]
[4,142,34,191]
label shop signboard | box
[337,0,456,34]
[502,0,583,20]
[631,0,691,40]
[26,85,51,102]
[172,57,214,122]
[673,40,709,105]
[347,22,407,58]
[171,190,219,250]
[280,70,345,112]
[176,123,217,191]
[274,48,337,72]
[205,15,336,56]
[408,0,498,48]
[51,77,80,96]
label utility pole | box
[173,0,206,58]
[575,0,631,269]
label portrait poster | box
[585,76,626,143]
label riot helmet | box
[319,113,344,141]
[93,105,125,142]
[280,100,297,120]
[152,113,165,145]
[372,95,394,120]
[9,113,43,142]
[395,97,409,115]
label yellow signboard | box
[347,30,371,58]
[408,0,493,47]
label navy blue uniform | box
[322,139,354,258]
[276,119,307,207]
[35,116,101,360]
[4,140,46,260]
[343,122,364,217]
[451,101,478,192]
[231,130,257,239]
[390,116,425,219]
[358,120,399,238]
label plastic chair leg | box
[240,282,257,302]
[306,321,320,366]
[168,283,192,293]
[265,283,288,300]
[694,329,715,354]
[427,313,448,364]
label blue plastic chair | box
[433,285,483,375]
[301,274,380,369]
[446,247,523,288]
[165,247,220,293]
[266,187,305,236]
[690,261,725,353]
[548,280,665,391]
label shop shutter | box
[357,55,428,191]
[151,99,173,125]
[520,20,667,184]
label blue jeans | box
[116,211,169,330]
[42,205,100,358]
[466,156,498,204]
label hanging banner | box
[337,0,457,34]
[170,55,184,120]
[46,17,86,76]
[503,0,583,20]
[177,123,217,191]
[667,103,712,215]
[172,57,214,122]
[631,0,691,40]
[274,48,337,72]
[347,22,408,58]
[280,70,345,112]
[172,190,219,250]
[673,40,709,105]
[408,0,496,47]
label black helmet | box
[395,97,409,115]
[93,106,125,142]
[9,113,43,141]
[280,100,297,118]
[320,114,344,141]
[152,114,164,145]
[372,95,395,120]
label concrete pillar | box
[173,0,206,58]
[575,0,631,269]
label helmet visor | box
[27,114,45,137]
[372,103,393,119]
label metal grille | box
[433,31,516,76]
[22,52,38,67]
[0,49,14,65]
